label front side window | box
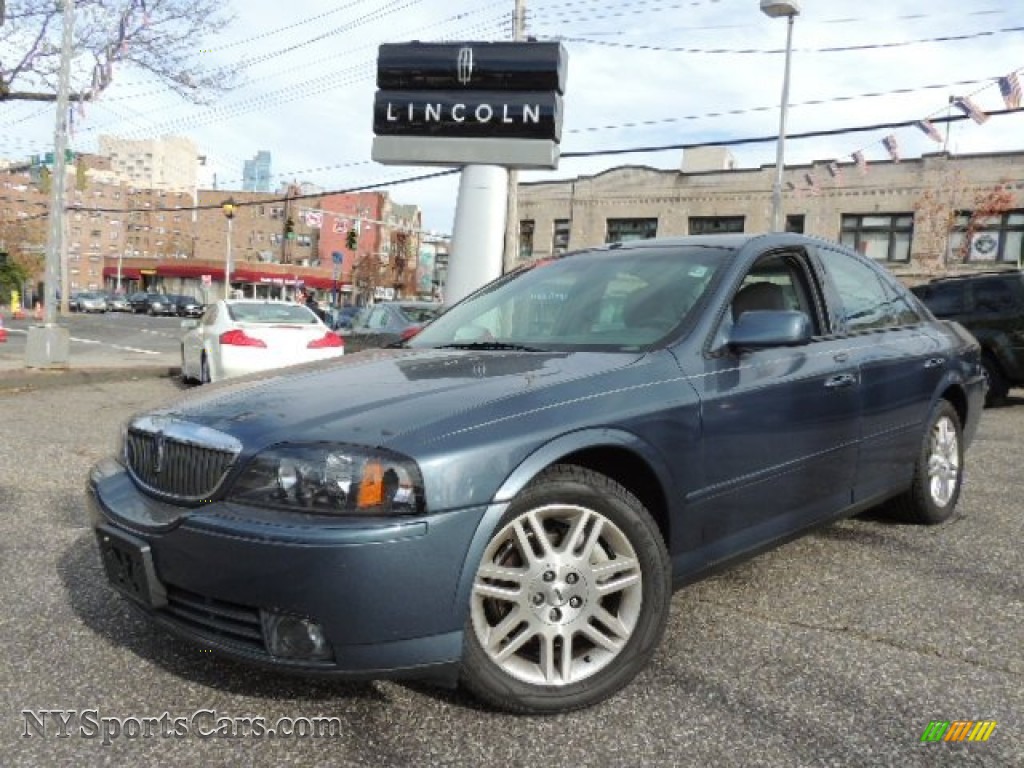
[606,218,658,243]
[840,214,914,263]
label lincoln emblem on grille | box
[456,47,474,85]
[153,432,166,475]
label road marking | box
[70,336,162,355]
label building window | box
[688,216,744,235]
[840,213,913,262]
[606,218,658,243]
[785,215,805,234]
[951,210,1024,264]
[519,219,535,260]
[552,219,570,254]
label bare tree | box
[0,0,239,105]
[955,183,1016,262]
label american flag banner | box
[804,172,821,195]
[852,150,868,175]
[998,73,1022,110]
[826,161,843,185]
[915,119,943,143]
[785,181,796,191]
[882,134,900,163]
[953,96,989,124]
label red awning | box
[156,263,224,279]
[102,266,142,280]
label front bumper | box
[87,460,487,683]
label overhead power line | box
[551,25,1024,55]
[43,107,1020,218]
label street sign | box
[332,251,344,265]
[201,274,212,286]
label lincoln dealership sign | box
[371,41,568,169]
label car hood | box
[149,347,645,449]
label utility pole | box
[26,0,74,367]
[502,0,526,271]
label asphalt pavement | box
[0,357,1021,766]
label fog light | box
[260,611,334,661]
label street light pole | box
[222,198,236,300]
[25,0,74,367]
[761,0,800,233]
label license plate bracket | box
[95,525,167,608]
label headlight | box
[229,444,425,516]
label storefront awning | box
[102,266,142,280]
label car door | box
[344,305,392,352]
[814,246,946,504]
[683,247,861,554]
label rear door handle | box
[825,373,858,389]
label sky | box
[1,0,1022,235]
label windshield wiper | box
[433,341,546,352]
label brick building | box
[515,148,1024,278]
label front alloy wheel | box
[461,465,670,714]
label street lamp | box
[761,0,800,233]
[222,197,236,299]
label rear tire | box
[460,464,671,714]
[981,353,1009,407]
[886,400,963,525]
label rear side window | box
[821,250,898,332]
[972,280,1015,314]
[917,283,966,317]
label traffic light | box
[345,228,358,250]
[284,217,295,239]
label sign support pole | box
[446,165,509,306]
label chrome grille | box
[124,415,242,503]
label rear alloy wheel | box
[887,400,963,525]
[461,465,670,714]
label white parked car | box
[180,299,344,384]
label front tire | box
[886,400,963,525]
[460,465,670,714]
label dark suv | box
[912,270,1024,405]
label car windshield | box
[227,303,319,324]
[410,244,731,352]
[398,304,443,324]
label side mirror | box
[729,310,811,350]
[181,319,200,331]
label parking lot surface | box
[1,377,1020,766]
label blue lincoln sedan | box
[88,234,984,714]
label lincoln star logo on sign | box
[457,47,474,85]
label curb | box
[0,365,181,394]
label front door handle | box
[825,373,858,389]
[924,357,945,369]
